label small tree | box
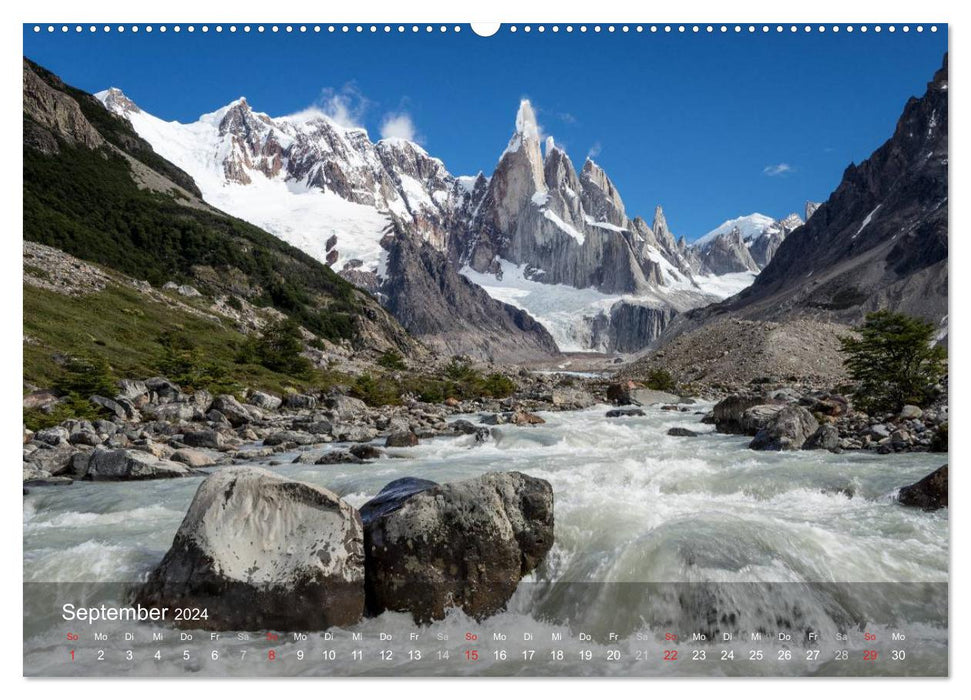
[239,318,313,377]
[839,310,945,413]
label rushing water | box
[23,404,948,676]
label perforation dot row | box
[31,24,940,35]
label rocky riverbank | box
[22,371,602,487]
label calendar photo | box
[21,21,948,677]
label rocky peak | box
[98,87,140,115]
[652,206,677,249]
[805,201,821,221]
[579,159,626,227]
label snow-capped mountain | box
[97,90,761,354]
[690,212,805,273]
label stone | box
[68,429,102,447]
[749,406,819,451]
[315,451,364,465]
[211,394,259,427]
[170,448,217,468]
[510,411,545,426]
[739,404,786,435]
[899,405,924,420]
[712,394,769,434]
[803,424,841,452]
[349,444,383,460]
[385,431,419,447]
[606,408,645,418]
[282,393,317,410]
[24,444,76,475]
[898,465,948,511]
[869,424,892,439]
[34,426,70,446]
[263,430,317,446]
[137,467,365,630]
[667,427,699,437]
[145,377,182,403]
[116,379,149,402]
[335,425,378,443]
[248,390,282,411]
[630,388,680,406]
[361,471,554,623]
[182,429,226,450]
[84,448,197,480]
[146,402,200,422]
[327,395,369,420]
[606,381,634,405]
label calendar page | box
[21,20,948,678]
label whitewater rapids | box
[23,404,947,676]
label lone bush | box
[839,310,946,413]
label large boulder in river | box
[898,465,948,511]
[803,423,841,452]
[361,471,554,623]
[711,393,769,434]
[749,406,819,451]
[84,447,198,480]
[138,466,365,630]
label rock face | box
[381,232,560,362]
[138,467,365,630]
[682,56,948,334]
[898,465,948,510]
[360,471,554,623]
[691,213,805,274]
[749,406,819,451]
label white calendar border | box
[2,0,962,697]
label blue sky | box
[23,24,946,240]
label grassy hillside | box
[23,57,413,351]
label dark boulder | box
[667,427,699,437]
[385,431,419,447]
[749,406,819,451]
[606,408,645,418]
[362,471,554,623]
[898,465,948,511]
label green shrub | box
[350,373,402,406]
[24,393,107,431]
[377,349,407,371]
[157,330,238,393]
[53,356,116,397]
[839,311,946,413]
[643,367,677,392]
[238,319,313,377]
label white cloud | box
[287,84,369,129]
[587,141,602,160]
[380,112,418,142]
[763,163,794,177]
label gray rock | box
[327,395,368,420]
[146,402,200,422]
[25,444,76,475]
[84,448,197,480]
[385,431,419,447]
[145,377,182,403]
[898,465,947,511]
[170,448,217,468]
[137,467,365,630]
[34,426,70,446]
[90,395,136,421]
[362,471,554,623]
[282,393,317,410]
[739,404,786,435]
[606,408,645,418]
[211,394,259,427]
[550,387,596,409]
[69,429,102,447]
[314,450,364,465]
[630,388,680,406]
[248,390,282,411]
[712,394,769,434]
[335,425,378,443]
[667,427,699,437]
[116,379,149,402]
[899,405,924,420]
[803,423,841,452]
[176,284,201,297]
[869,424,892,439]
[749,406,819,451]
[182,429,225,450]
[263,430,317,446]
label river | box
[23,403,948,676]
